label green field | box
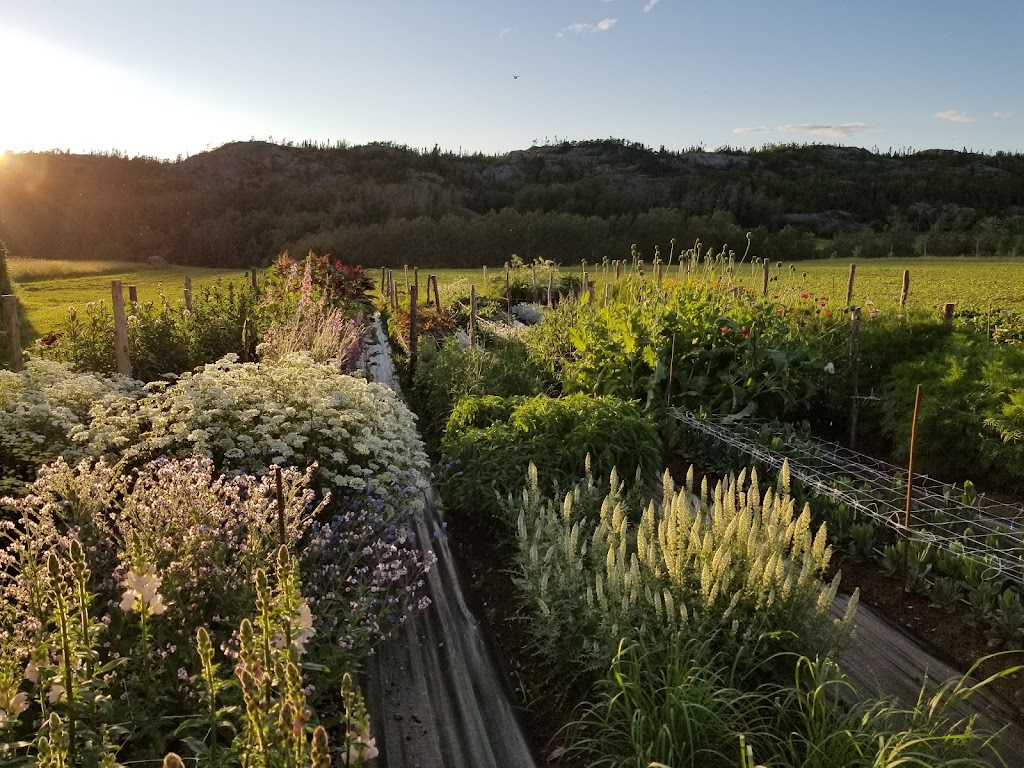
[385,257,1024,316]
[8,256,1024,343]
[7,259,250,340]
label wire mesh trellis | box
[675,410,1024,584]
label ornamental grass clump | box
[514,460,853,677]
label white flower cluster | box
[119,566,168,616]
[92,353,428,507]
[0,360,144,494]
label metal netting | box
[676,411,1024,583]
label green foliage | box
[527,276,838,421]
[441,393,661,519]
[881,332,1024,489]
[410,336,549,449]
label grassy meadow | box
[7,258,251,340]
[390,256,1024,316]
[7,255,1024,346]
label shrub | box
[410,336,549,448]
[440,393,661,519]
[85,354,428,507]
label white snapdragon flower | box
[119,566,168,615]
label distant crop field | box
[9,259,250,339]
[383,258,1024,315]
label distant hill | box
[1,139,1022,268]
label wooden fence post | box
[184,275,193,312]
[942,302,955,322]
[250,267,258,295]
[469,285,477,347]
[900,269,910,309]
[483,265,487,288]
[432,275,442,312]
[111,280,132,377]
[761,259,770,297]
[414,267,419,304]
[900,383,923,590]
[2,295,23,372]
[604,283,610,307]
[409,285,418,373]
[381,267,387,295]
[505,263,511,318]
[532,265,538,303]
[846,263,856,307]
[547,269,554,308]
[848,307,862,448]
[582,270,588,301]
[404,265,409,296]
[615,260,621,281]
[128,284,138,304]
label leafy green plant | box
[441,393,661,519]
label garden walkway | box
[362,316,538,768]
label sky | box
[0,0,1021,160]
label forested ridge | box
[2,138,1023,267]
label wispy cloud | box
[779,122,872,137]
[935,110,975,123]
[644,0,662,11]
[499,27,515,39]
[993,111,1013,119]
[732,126,771,134]
[557,17,617,36]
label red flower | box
[800,292,810,299]
[720,326,729,335]
[776,307,785,315]
[741,326,749,337]
[823,310,833,317]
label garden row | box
[1,254,425,766]
[382,255,1023,766]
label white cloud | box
[732,126,771,134]
[499,27,514,38]
[935,110,975,123]
[559,18,617,35]
[644,0,662,11]
[779,122,872,137]
[993,111,1012,119]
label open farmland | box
[8,258,250,339]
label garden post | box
[2,294,22,372]
[128,284,138,303]
[414,267,419,304]
[604,283,610,307]
[251,267,259,295]
[900,270,910,309]
[425,274,434,306]
[469,284,477,347]
[111,280,132,377]
[848,307,861,448]
[637,259,644,277]
[942,303,955,322]
[582,270,588,301]
[532,265,538,303]
[900,383,923,590]
[761,259,770,297]
[409,285,418,373]
[483,265,487,288]
[432,275,442,312]
[615,260,621,281]
[655,260,662,286]
[506,263,511,319]
[846,263,856,307]
[184,275,193,312]
[404,265,409,296]
[547,269,554,308]
[381,267,387,295]
[275,466,286,547]
[666,333,677,406]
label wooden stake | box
[128,284,138,304]
[505,263,511,318]
[425,274,434,306]
[2,295,23,372]
[547,269,554,308]
[666,333,677,406]
[532,265,538,303]
[469,284,477,347]
[846,263,856,307]
[899,269,910,309]
[432,274,442,312]
[604,283,610,307]
[848,307,862,448]
[251,267,259,295]
[404,264,409,296]
[582,270,588,301]
[184,275,193,312]
[414,267,419,304]
[409,285,418,373]
[275,466,286,547]
[111,280,132,377]
[761,260,770,297]
[942,303,955,322]
[381,266,387,295]
[900,383,923,590]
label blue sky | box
[0,0,1020,159]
